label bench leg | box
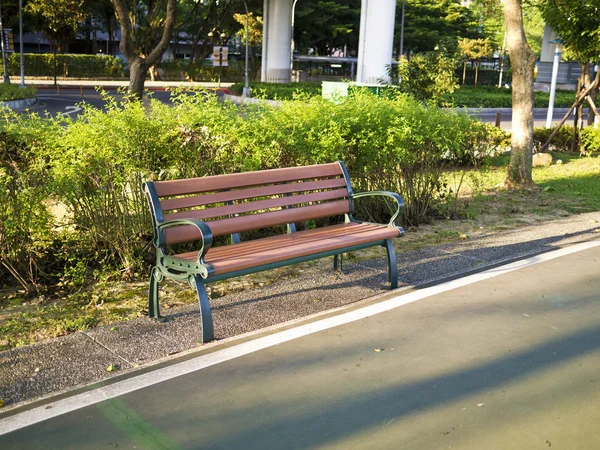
[384,239,398,289]
[148,267,161,319]
[333,253,343,272]
[192,275,215,344]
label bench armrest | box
[156,219,214,263]
[351,191,405,234]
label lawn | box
[2,153,599,351]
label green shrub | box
[0,53,126,78]
[533,125,575,153]
[158,59,257,82]
[0,111,62,294]
[394,52,459,104]
[0,89,501,290]
[581,127,600,155]
[443,86,576,108]
[0,84,37,101]
[228,81,322,99]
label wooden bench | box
[143,161,405,343]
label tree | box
[111,0,176,100]
[458,38,492,85]
[26,0,86,53]
[233,11,262,79]
[294,0,360,56]
[398,0,481,55]
[540,0,600,136]
[502,0,536,188]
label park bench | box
[143,161,405,343]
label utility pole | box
[19,0,25,87]
[242,0,250,97]
[0,0,11,84]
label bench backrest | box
[144,162,354,245]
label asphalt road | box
[2,241,600,449]
[20,87,217,118]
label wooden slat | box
[164,200,349,244]
[160,178,347,212]
[154,163,343,197]
[202,223,374,260]
[174,223,399,275]
[163,188,348,222]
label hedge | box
[0,53,126,78]
[0,90,506,294]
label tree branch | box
[146,0,177,67]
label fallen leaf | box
[590,219,598,223]
[110,327,116,332]
[459,233,469,239]
[106,364,118,372]
[477,403,485,407]
[0,399,4,407]
[374,348,384,353]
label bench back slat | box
[164,200,350,244]
[153,163,343,197]
[147,162,353,245]
[163,188,349,222]
[159,177,347,212]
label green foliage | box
[159,59,254,82]
[228,82,322,99]
[581,127,600,156]
[394,52,459,104]
[294,0,360,56]
[0,89,502,291]
[0,84,37,101]
[540,0,600,63]
[443,86,575,108]
[0,53,126,78]
[0,112,62,294]
[401,0,482,54]
[533,126,575,153]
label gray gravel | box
[1,211,600,411]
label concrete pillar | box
[261,0,292,83]
[540,26,559,63]
[356,0,396,85]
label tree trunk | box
[501,0,537,189]
[112,0,176,100]
[462,61,467,85]
[474,63,479,87]
[129,58,147,100]
[572,72,583,152]
[585,63,596,127]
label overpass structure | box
[261,0,396,85]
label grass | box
[2,153,600,351]
[0,83,37,101]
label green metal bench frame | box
[143,161,404,343]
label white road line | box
[1,239,599,435]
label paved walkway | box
[1,212,600,413]
[1,234,599,448]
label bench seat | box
[173,222,400,276]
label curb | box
[222,93,281,106]
[1,97,38,110]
